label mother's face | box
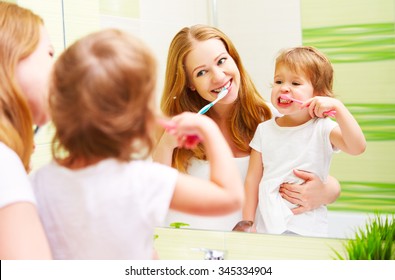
[15,25,54,126]
[184,38,240,106]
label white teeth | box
[213,81,231,93]
[213,88,225,93]
[279,98,292,104]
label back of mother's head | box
[0,2,43,171]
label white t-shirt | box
[0,142,35,208]
[250,117,339,237]
[30,159,178,259]
[163,103,280,232]
[164,156,249,231]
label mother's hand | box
[279,169,340,215]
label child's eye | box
[292,82,301,86]
[274,80,282,85]
[196,70,207,77]
[218,57,226,65]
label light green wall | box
[100,0,139,18]
[23,0,395,214]
[301,0,395,213]
[27,0,141,169]
[301,0,394,27]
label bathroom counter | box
[154,227,347,260]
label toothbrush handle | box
[290,96,336,117]
[324,110,336,117]
[197,103,213,115]
[157,118,201,145]
[300,101,337,117]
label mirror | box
[26,0,394,239]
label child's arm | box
[169,112,244,215]
[304,97,366,155]
[232,149,262,232]
[329,101,366,155]
[242,149,262,222]
[152,124,178,166]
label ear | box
[188,85,196,91]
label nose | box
[280,83,290,92]
[211,66,226,83]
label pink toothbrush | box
[157,118,201,146]
[280,94,336,117]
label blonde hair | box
[0,2,43,171]
[50,29,157,164]
[161,24,271,172]
[275,46,334,97]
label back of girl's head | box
[50,28,157,163]
[0,2,43,171]
[275,46,334,97]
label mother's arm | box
[0,202,52,259]
[279,169,340,215]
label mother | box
[0,2,53,259]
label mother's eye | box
[218,57,226,65]
[196,70,207,77]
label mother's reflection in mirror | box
[153,24,341,233]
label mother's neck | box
[210,106,249,158]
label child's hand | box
[172,112,210,149]
[302,96,339,118]
[156,118,180,149]
[158,113,212,149]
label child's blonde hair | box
[49,29,157,164]
[275,46,334,97]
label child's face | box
[15,25,54,126]
[271,64,314,116]
[184,38,240,106]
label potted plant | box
[333,213,395,260]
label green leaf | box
[169,222,190,229]
[332,213,395,260]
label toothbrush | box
[157,118,201,145]
[157,87,229,144]
[197,88,229,115]
[280,94,336,117]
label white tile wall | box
[139,0,210,104]
[138,0,302,102]
[216,0,302,101]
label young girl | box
[153,24,341,231]
[30,28,243,259]
[242,46,366,237]
[0,2,53,259]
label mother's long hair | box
[161,24,271,172]
[0,2,43,171]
